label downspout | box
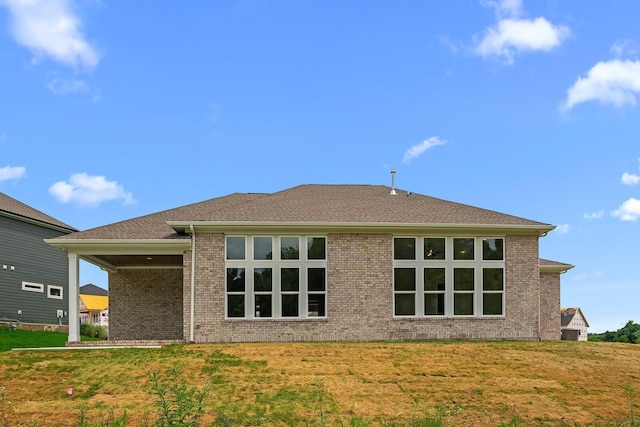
[189,224,196,343]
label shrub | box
[80,324,108,340]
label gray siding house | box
[47,184,573,343]
[0,192,76,326]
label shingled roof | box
[54,185,552,241]
[0,192,76,232]
[561,307,590,328]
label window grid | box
[225,236,327,319]
[393,236,505,318]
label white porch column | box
[68,253,80,342]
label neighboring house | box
[561,307,589,341]
[46,183,573,343]
[79,284,109,327]
[0,192,77,327]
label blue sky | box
[1,0,639,333]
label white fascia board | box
[167,221,555,236]
[43,238,191,255]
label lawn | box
[0,327,98,352]
[1,334,640,426]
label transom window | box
[393,237,505,317]
[225,236,327,319]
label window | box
[424,268,445,315]
[394,268,416,315]
[393,237,505,317]
[47,285,63,300]
[22,281,44,293]
[225,236,327,319]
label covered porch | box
[45,238,191,343]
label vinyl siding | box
[0,215,70,325]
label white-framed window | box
[393,237,505,317]
[22,281,44,293]
[225,236,327,319]
[47,285,64,300]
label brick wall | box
[109,269,183,340]
[539,272,561,340]
[180,232,543,342]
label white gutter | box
[189,224,196,343]
[166,221,555,236]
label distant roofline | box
[0,210,76,234]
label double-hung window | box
[393,236,505,317]
[225,236,327,319]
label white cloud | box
[47,76,90,95]
[482,0,523,19]
[49,173,135,207]
[0,0,100,69]
[562,59,640,111]
[612,198,640,221]
[622,172,640,185]
[583,210,604,220]
[402,137,448,164]
[611,39,639,58]
[0,165,26,183]
[555,223,570,234]
[474,17,570,65]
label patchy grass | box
[0,340,640,425]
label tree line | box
[589,320,640,343]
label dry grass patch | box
[1,341,640,426]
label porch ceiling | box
[88,254,184,269]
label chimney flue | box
[390,169,397,195]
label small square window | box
[424,238,445,260]
[454,238,474,260]
[281,268,299,291]
[254,237,273,260]
[226,237,245,260]
[482,238,504,260]
[394,268,416,291]
[47,285,63,300]
[395,294,415,316]
[227,295,245,317]
[394,237,415,260]
[254,268,272,291]
[307,237,326,260]
[307,268,326,291]
[281,237,300,260]
[226,268,245,292]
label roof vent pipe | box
[390,169,397,195]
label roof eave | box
[540,263,575,274]
[43,238,191,255]
[168,220,554,235]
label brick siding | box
[109,269,183,340]
[176,232,545,342]
[107,232,549,342]
[539,272,561,340]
